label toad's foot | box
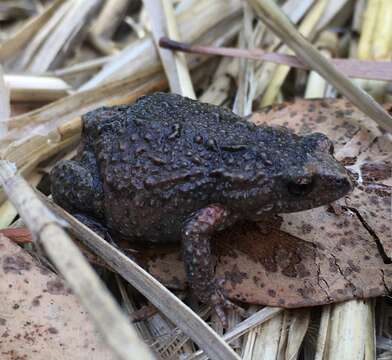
[182,204,243,326]
[208,279,245,327]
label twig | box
[39,193,241,360]
[159,37,392,82]
[0,227,32,243]
[247,0,392,133]
[315,305,331,360]
[0,160,154,360]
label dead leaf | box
[0,235,113,360]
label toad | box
[51,93,353,323]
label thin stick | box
[159,37,392,82]
[315,305,331,360]
[247,0,392,133]
[39,193,241,360]
[0,171,42,229]
[0,161,154,360]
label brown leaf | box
[142,99,392,308]
[0,235,113,359]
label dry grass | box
[0,1,391,359]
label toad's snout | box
[312,158,354,202]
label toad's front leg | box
[182,204,242,326]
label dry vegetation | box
[0,0,391,359]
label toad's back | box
[81,93,301,242]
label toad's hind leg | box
[50,160,104,219]
[51,161,114,244]
[182,204,243,326]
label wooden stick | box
[160,0,195,98]
[0,171,42,229]
[159,37,392,82]
[247,0,392,133]
[0,161,154,360]
[39,193,241,360]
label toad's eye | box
[287,178,314,196]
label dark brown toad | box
[50,92,353,324]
